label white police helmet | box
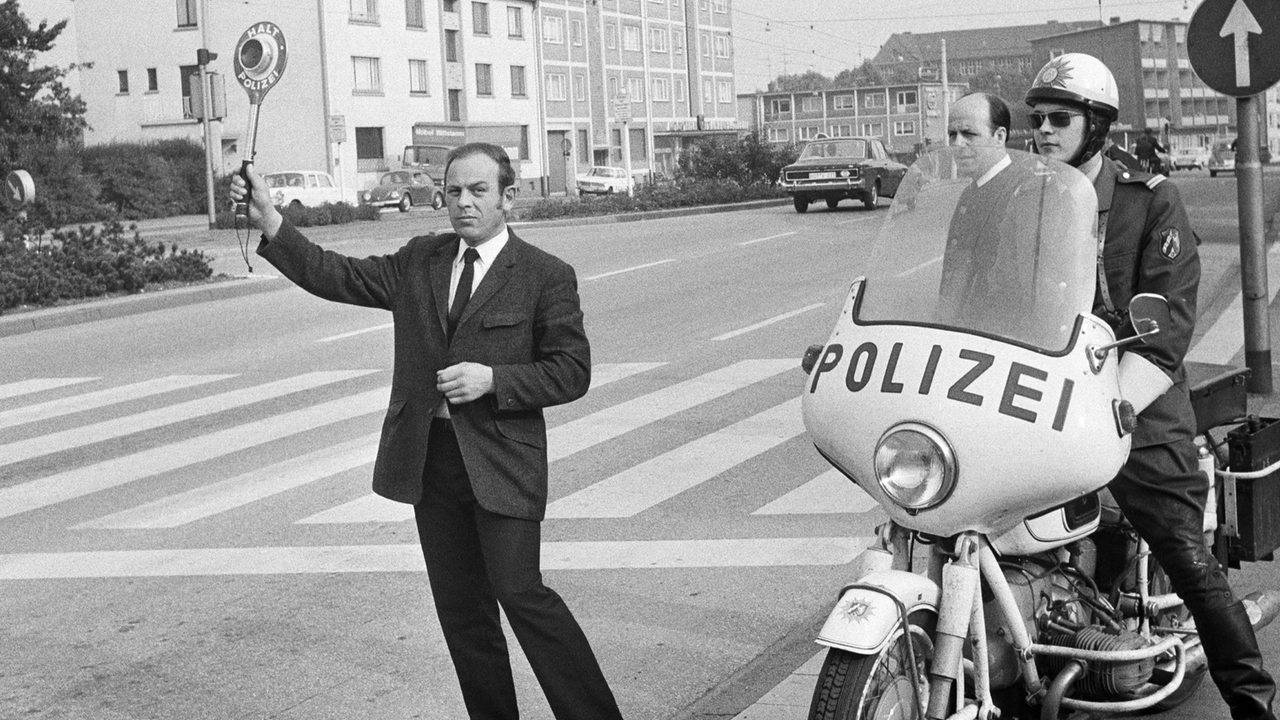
[1026,53,1120,165]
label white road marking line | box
[0,537,868,579]
[0,371,376,467]
[317,322,394,343]
[737,231,797,247]
[0,388,388,519]
[583,259,675,281]
[712,304,825,341]
[0,375,235,430]
[547,359,795,462]
[752,469,879,515]
[1188,242,1280,365]
[898,254,943,278]
[295,493,405,524]
[590,362,666,388]
[75,435,379,529]
[835,216,880,226]
[546,398,803,518]
[0,378,97,401]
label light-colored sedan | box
[361,170,444,212]
[1170,146,1208,171]
[577,166,635,195]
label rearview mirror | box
[1089,293,1171,367]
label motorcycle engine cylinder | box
[1038,626,1155,697]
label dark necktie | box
[447,247,479,340]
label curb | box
[510,197,791,230]
[0,274,286,339]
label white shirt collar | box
[975,154,1011,187]
[456,226,509,268]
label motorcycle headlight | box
[874,423,956,511]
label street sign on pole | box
[327,114,347,144]
[1187,0,1280,97]
[613,93,632,122]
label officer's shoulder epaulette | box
[1116,168,1166,190]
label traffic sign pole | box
[1236,95,1272,392]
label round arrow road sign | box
[1188,0,1280,97]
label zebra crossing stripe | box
[296,493,407,524]
[0,371,376,467]
[0,377,97,400]
[548,359,795,462]
[752,469,880,516]
[0,375,236,430]
[75,435,380,530]
[0,388,388,519]
[546,398,804,518]
[0,537,867,579]
[589,362,667,389]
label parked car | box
[577,166,635,195]
[262,170,348,208]
[362,170,444,211]
[777,136,907,213]
[1208,140,1236,177]
[1171,146,1209,171]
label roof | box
[873,20,1104,65]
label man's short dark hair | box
[964,92,1011,135]
[444,142,517,190]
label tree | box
[0,0,88,224]
[767,70,832,93]
[965,65,1039,121]
[833,60,885,88]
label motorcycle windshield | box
[856,147,1099,353]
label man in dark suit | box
[229,143,624,720]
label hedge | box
[0,220,213,313]
[519,179,785,221]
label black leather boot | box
[1199,601,1278,720]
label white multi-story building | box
[18,0,545,195]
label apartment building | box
[871,21,1101,86]
[1029,19,1268,152]
[744,82,966,153]
[20,0,545,195]
[537,0,740,192]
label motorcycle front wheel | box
[808,624,935,720]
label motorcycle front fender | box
[816,570,941,655]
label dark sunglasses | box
[1028,110,1084,129]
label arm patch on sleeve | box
[1160,228,1181,260]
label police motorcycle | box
[799,146,1280,720]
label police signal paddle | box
[232,21,288,220]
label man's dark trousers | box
[415,419,623,720]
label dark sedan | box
[362,170,444,212]
[778,136,907,213]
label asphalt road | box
[4,167,1280,720]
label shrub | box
[211,201,379,229]
[518,178,784,221]
[0,219,213,313]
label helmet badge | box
[1037,56,1075,89]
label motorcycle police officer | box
[1027,52,1277,719]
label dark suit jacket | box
[258,220,590,520]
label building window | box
[674,77,686,101]
[608,76,619,98]
[1175,24,1186,44]
[717,80,731,103]
[510,65,526,96]
[714,36,729,58]
[623,25,641,52]
[702,78,713,104]
[769,98,791,114]
[147,68,159,92]
[573,73,586,101]
[605,24,617,49]
[896,90,917,107]
[472,2,489,34]
[444,0,458,11]
[445,30,460,61]
[799,126,821,140]
[627,77,645,101]
[650,27,668,52]
[546,72,567,101]
[543,15,564,43]
[355,127,386,172]
[861,121,884,136]
[830,124,852,137]
[570,19,583,46]
[409,59,430,94]
[893,120,916,135]
[475,63,493,96]
[176,0,197,28]
[448,89,462,120]
[652,77,670,101]
[767,127,789,142]
[507,6,523,38]
[179,64,197,116]
[673,30,684,54]
[801,96,821,112]
[700,32,710,57]
[350,0,378,23]
[864,93,885,109]
[406,0,425,28]
[833,94,854,109]
[712,0,726,11]
[353,56,383,94]
[117,70,129,94]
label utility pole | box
[941,39,949,146]
[197,0,218,228]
